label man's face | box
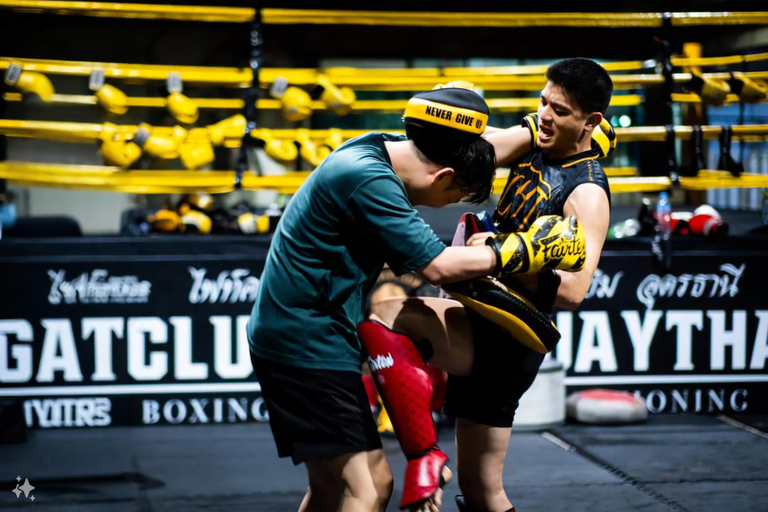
[537,82,589,158]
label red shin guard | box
[358,320,447,509]
[428,365,447,413]
[361,373,379,410]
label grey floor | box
[1,414,767,511]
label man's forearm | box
[419,246,497,285]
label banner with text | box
[2,248,767,428]
[1,259,266,428]
[555,253,768,415]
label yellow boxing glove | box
[134,124,187,158]
[729,73,768,104]
[178,139,215,169]
[522,113,616,158]
[4,64,54,102]
[252,129,298,165]
[166,73,199,124]
[207,114,246,146]
[316,75,355,116]
[99,123,142,168]
[521,113,539,151]
[591,117,617,158]
[686,72,730,107]
[296,129,331,167]
[487,215,586,275]
[90,69,128,115]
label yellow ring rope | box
[2,120,766,145]
[1,4,767,27]
[2,56,767,90]
[2,161,767,195]
[1,93,646,112]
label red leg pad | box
[358,320,447,509]
[359,320,438,454]
[401,449,449,509]
[428,365,447,413]
[361,373,379,409]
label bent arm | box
[555,183,610,310]
[484,126,532,167]
[417,245,497,285]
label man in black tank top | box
[493,145,611,234]
[363,59,613,512]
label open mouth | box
[539,125,554,144]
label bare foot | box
[410,466,452,512]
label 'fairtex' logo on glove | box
[541,239,585,260]
[368,353,395,372]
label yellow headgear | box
[403,82,489,137]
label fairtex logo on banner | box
[47,270,151,305]
[188,268,260,304]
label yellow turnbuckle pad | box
[443,277,560,354]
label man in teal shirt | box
[248,84,503,512]
[248,132,448,373]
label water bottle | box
[656,191,672,240]
[650,191,673,270]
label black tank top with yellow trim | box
[493,148,611,234]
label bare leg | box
[300,459,345,512]
[301,449,392,512]
[366,449,394,511]
[455,418,514,512]
[370,297,474,376]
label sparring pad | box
[443,277,560,354]
[452,211,497,247]
[447,212,559,354]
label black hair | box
[405,122,496,204]
[545,58,613,115]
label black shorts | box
[251,355,382,465]
[445,310,545,428]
